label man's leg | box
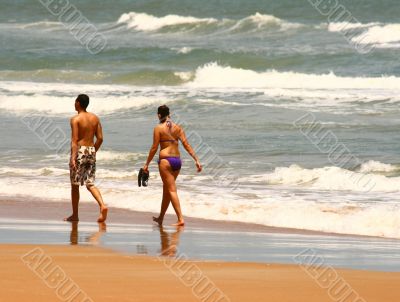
[86,185,108,222]
[64,185,80,221]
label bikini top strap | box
[160,119,178,142]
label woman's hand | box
[195,160,202,172]
[143,164,149,173]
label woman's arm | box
[179,127,202,172]
[143,127,160,172]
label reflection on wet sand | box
[68,222,183,256]
[159,225,183,257]
[69,221,107,245]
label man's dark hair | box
[158,105,170,119]
[76,94,89,109]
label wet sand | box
[0,198,317,234]
[0,198,382,237]
[1,198,400,272]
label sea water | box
[1,0,400,238]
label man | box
[64,94,108,222]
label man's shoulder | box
[70,115,79,123]
[88,112,100,121]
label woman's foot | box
[97,206,108,223]
[172,220,184,226]
[153,216,163,226]
[64,215,79,222]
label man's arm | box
[143,127,160,172]
[94,120,103,152]
[70,117,79,169]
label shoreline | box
[1,199,400,272]
[0,198,395,240]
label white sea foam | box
[195,99,246,106]
[0,81,174,116]
[327,22,378,32]
[117,12,301,33]
[0,167,68,177]
[21,21,64,30]
[357,160,399,173]
[44,150,144,162]
[0,174,399,238]
[245,164,400,192]
[328,22,400,48]
[96,150,144,162]
[0,21,64,30]
[0,95,166,116]
[117,12,217,31]
[175,47,193,54]
[352,24,400,45]
[174,71,193,81]
[253,12,302,30]
[0,166,138,179]
[1,157,399,238]
[186,62,400,90]
[246,12,284,27]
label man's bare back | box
[65,94,107,223]
[70,112,102,148]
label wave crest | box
[0,81,174,116]
[116,11,301,33]
[117,12,217,31]
[186,62,400,90]
[328,22,400,48]
[247,163,400,192]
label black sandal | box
[142,170,149,187]
[138,168,149,187]
[138,168,143,187]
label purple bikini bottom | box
[158,157,182,171]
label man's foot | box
[97,207,108,223]
[64,215,79,222]
[172,220,185,227]
[153,216,163,226]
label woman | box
[143,105,202,226]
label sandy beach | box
[2,0,400,301]
[1,244,399,302]
[1,199,400,301]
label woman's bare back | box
[158,122,181,158]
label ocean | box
[1,0,400,238]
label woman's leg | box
[153,183,170,225]
[158,159,184,225]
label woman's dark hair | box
[158,105,170,120]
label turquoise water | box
[1,0,400,238]
[1,0,400,82]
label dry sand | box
[1,244,399,302]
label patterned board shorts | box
[70,146,96,187]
